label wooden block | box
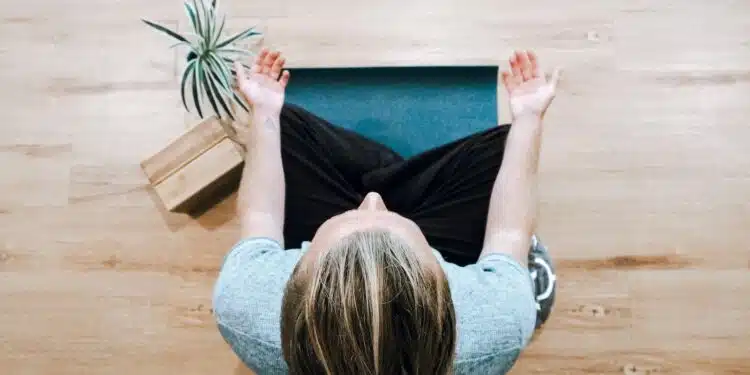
[141,117,244,212]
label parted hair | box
[280,230,457,375]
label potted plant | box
[142,0,258,120]
[140,0,260,212]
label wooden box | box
[141,117,244,212]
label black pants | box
[279,103,510,267]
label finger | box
[518,51,532,81]
[255,48,268,65]
[502,71,519,92]
[501,71,510,84]
[270,56,285,80]
[251,48,268,74]
[279,70,291,88]
[500,72,510,89]
[510,52,522,79]
[549,67,562,89]
[528,51,540,78]
[262,51,279,75]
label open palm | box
[502,51,561,119]
[235,48,291,117]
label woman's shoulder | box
[437,253,537,371]
[212,238,303,343]
[212,237,304,374]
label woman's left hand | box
[501,50,561,120]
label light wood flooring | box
[1,0,749,374]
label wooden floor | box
[2,0,749,374]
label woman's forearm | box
[481,114,544,265]
[237,113,286,245]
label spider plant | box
[142,0,258,120]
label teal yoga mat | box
[285,66,499,158]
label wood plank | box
[511,270,632,374]
[623,270,750,374]
[0,205,239,276]
[536,67,750,267]
[0,144,72,209]
[0,270,238,375]
[1,19,179,91]
[223,0,289,19]
[614,1,750,71]
[68,164,153,207]
[262,13,612,68]
[4,0,183,24]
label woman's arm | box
[480,50,561,266]
[233,49,292,246]
[237,113,285,245]
[482,115,543,266]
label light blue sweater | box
[213,238,536,375]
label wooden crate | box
[141,116,244,212]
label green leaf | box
[216,47,252,56]
[196,0,212,47]
[183,2,200,35]
[206,54,232,91]
[189,0,202,33]
[200,65,223,119]
[207,70,234,120]
[215,27,260,49]
[208,0,217,20]
[141,19,187,42]
[181,32,205,53]
[168,41,190,49]
[225,60,252,75]
[204,54,239,118]
[192,58,204,118]
[222,57,251,83]
[206,57,237,116]
[212,14,226,47]
[232,91,249,112]
[190,0,208,50]
[219,54,250,68]
[221,56,250,68]
[211,53,233,79]
[180,59,197,112]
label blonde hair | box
[281,230,457,375]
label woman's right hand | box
[501,50,561,119]
[234,48,291,119]
[231,49,291,148]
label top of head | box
[280,229,457,375]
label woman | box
[213,48,559,374]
